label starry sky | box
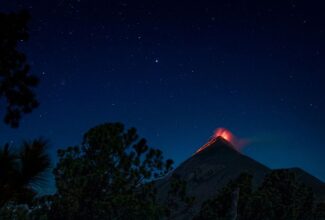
[1,0,325,191]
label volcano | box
[157,137,269,216]
[157,136,325,218]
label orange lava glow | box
[213,128,234,143]
[195,128,240,154]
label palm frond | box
[0,143,19,206]
[0,143,18,185]
[18,138,51,191]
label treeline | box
[194,171,325,220]
[1,122,325,220]
[0,122,192,219]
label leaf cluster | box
[0,139,50,207]
[0,10,39,128]
[49,122,174,220]
[195,170,325,220]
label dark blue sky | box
[1,0,325,191]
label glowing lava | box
[213,128,234,143]
[195,128,240,154]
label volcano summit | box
[157,131,325,218]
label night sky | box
[1,0,325,192]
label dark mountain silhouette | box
[157,137,325,218]
[157,137,270,217]
[287,167,325,201]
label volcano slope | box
[156,137,325,218]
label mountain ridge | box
[157,136,325,218]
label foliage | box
[47,122,174,220]
[0,10,39,128]
[165,174,196,218]
[1,122,323,220]
[0,203,30,220]
[195,170,323,220]
[0,139,50,207]
[193,173,253,220]
[247,169,314,220]
[313,201,325,220]
[0,195,55,220]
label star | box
[60,79,66,86]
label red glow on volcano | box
[195,128,248,154]
[213,128,234,143]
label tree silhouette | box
[0,139,50,207]
[195,170,320,220]
[46,122,174,219]
[314,201,325,219]
[248,169,315,220]
[0,10,39,128]
[164,174,196,219]
[194,173,253,220]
